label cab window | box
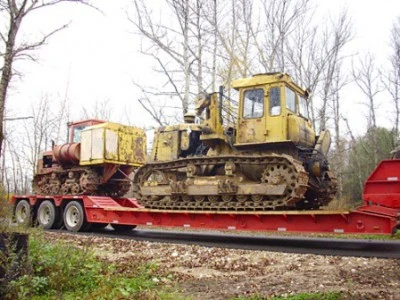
[269,87,281,116]
[243,88,264,119]
[286,87,296,112]
[73,126,86,143]
[299,96,309,119]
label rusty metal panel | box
[80,122,146,167]
[53,143,81,164]
[237,184,286,195]
[180,130,190,151]
[117,124,146,166]
[80,130,92,162]
[141,186,171,196]
[155,131,179,161]
[105,129,118,160]
[91,128,104,160]
[187,185,218,195]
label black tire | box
[63,201,90,232]
[14,200,32,227]
[110,224,137,232]
[37,200,63,229]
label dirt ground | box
[44,231,400,299]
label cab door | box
[237,87,267,144]
[265,85,286,142]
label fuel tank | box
[53,143,81,164]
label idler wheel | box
[237,195,248,203]
[79,170,100,194]
[208,195,219,203]
[79,172,90,192]
[50,182,61,195]
[61,184,70,195]
[71,183,81,195]
[195,196,206,202]
[261,161,303,206]
[222,195,233,202]
[140,169,168,185]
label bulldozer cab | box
[67,119,105,143]
[232,73,315,148]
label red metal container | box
[363,159,400,208]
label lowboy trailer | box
[11,159,400,235]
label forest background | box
[1,0,399,207]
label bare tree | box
[213,0,239,84]
[134,86,169,126]
[80,98,113,121]
[210,0,217,91]
[343,117,364,195]
[352,53,383,165]
[21,96,58,177]
[383,17,400,144]
[130,0,354,136]
[130,0,198,119]
[352,53,382,129]
[258,0,311,72]
[285,8,352,131]
[189,0,205,93]
[330,66,351,199]
[0,0,92,159]
[1,94,70,192]
[317,10,352,131]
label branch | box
[138,97,166,127]
[29,0,100,15]
[13,22,69,58]
[0,31,6,43]
[155,57,184,103]
[132,80,168,126]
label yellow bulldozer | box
[133,72,337,211]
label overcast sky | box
[5,0,400,137]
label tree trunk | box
[0,20,20,158]
[183,0,190,115]
[211,0,217,91]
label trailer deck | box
[11,194,400,234]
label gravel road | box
[45,231,400,299]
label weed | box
[0,186,14,233]
[233,292,343,300]
[269,292,342,300]
[4,231,166,299]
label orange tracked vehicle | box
[33,119,146,197]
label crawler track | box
[33,168,131,197]
[133,154,311,211]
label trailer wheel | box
[37,200,63,229]
[63,201,90,232]
[14,200,32,226]
[110,224,137,232]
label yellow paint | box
[314,130,331,157]
[232,73,315,147]
[288,115,315,148]
[150,72,319,162]
[80,122,146,167]
[199,93,226,142]
[151,123,203,161]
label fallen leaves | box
[44,231,400,299]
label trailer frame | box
[11,194,400,234]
